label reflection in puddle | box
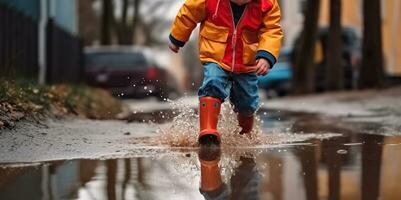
[198,147,262,200]
[1,133,401,199]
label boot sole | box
[198,134,220,146]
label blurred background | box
[0,0,400,99]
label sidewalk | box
[263,86,401,135]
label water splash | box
[157,98,199,147]
[157,98,265,147]
[155,98,340,148]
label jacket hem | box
[200,58,257,74]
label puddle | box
[1,133,401,200]
[2,101,401,199]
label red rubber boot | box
[238,114,254,135]
[199,97,221,145]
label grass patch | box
[0,79,50,115]
[0,78,124,129]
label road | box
[1,92,401,199]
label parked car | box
[258,48,292,97]
[84,46,181,100]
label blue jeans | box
[198,62,259,116]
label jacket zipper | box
[213,0,222,20]
[229,4,247,72]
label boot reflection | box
[198,147,261,200]
[199,147,229,199]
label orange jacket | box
[170,0,283,73]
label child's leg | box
[197,62,230,144]
[230,73,259,134]
[198,62,230,100]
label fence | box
[46,19,83,84]
[0,3,38,79]
[0,3,83,84]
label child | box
[169,0,283,144]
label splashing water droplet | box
[131,97,341,151]
[157,99,271,148]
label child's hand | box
[255,58,271,76]
[169,43,180,53]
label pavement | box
[263,86,401,135]
[0,118,163,164]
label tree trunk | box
[132,0,141,44]
[292,0,321,94]
[117,0,130,45]
[359,0,385,89]
[326,0,343,91]
[101,0,113,45]
[115,0,141,45]
[79,0,99,46]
